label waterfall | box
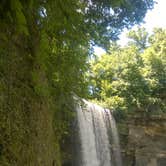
[76,100,122,166]
[105,109,122,166]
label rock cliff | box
[118,113,166,166]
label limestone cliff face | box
[118,113,166,166]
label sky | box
[94,0,166,55]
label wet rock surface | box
[118,113,166,166]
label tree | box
[88,28,166,112]
[127,27,149,50]
[82,0,154,48]
[142,28,166,108]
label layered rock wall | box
[118,114,166,166]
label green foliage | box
[0,0,155,165]
[81,0,154,48]
[89,28,166,113]
[127,27,149,50]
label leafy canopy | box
[88,28,166,113]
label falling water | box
[105,109,122,166]
[76,100,122,166]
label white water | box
[105,109,122,166]
[76,100,122,166]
